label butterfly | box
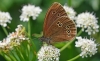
[40,2,77,44]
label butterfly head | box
[40,36,51,44]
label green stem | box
[4,55,12,61]
[28,20,37,59]
[6,53,16,61]
[28,20,31,38]
[77,29,83,37]
[67,54,80,61]
[1,52,16,61]
[2,26,8,36]
[1,53,10,61]
[60,29,82,52]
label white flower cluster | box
[63,5,76,20]
[75,37,98,58]
[37,45,60,61]
[0,25,28,52]
[0,11,12,27]
[20,4,42,22]
[75,12,99,35]
[0,38,11,50]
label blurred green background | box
[0,0,100,61]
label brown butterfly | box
[40,2,77,44]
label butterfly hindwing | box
[45,16,77,43]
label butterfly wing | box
[45,16,77,43]
[43,2,67,36]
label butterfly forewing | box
[43,2,67,36]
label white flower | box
[37,45,60,61]
[15,24,23,32]
[7,25,28,45]
[63,5,76,20]
[75,36,98,58]
[20,4,42,22]
[0,25,28,52]
[75,12,99,35]
[0,11,12,27]
[0,38,11,49]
